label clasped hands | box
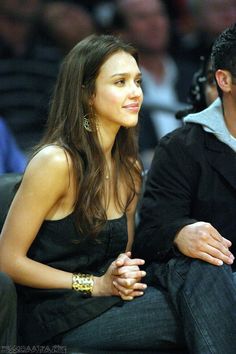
[111,251,147,300]
[92,251,147,300]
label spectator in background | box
[176,55,218,120]
[0,0,59,154]
[41,1,96,55]
[0,0,96,155]
[0,118,27,174]
[111,0,193,169]
[175,0,236,70]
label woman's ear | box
[215,69,232,93]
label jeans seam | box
[182,291,216,354]
[172,267,216,354]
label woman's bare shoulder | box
[22,145,73,194]
[29,145,72,172]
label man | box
[0,272,17,346]
[134,24,236,353]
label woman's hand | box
[113,252,147,300]
[92,252,146,300]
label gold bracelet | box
[72,273,94,296]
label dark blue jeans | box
[61,286,185,353]
[153,257,236,354]
[62,258,236,354]
[0,272,17,346]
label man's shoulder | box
[160,123,204,147]
[155,124,206,160]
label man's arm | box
[133,130,234,266]
[133,131,198,262]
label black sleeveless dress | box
[17,213,127,345]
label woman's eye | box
[135,78,142,86]
[115,79,125,86]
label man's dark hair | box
[211,23,236,97]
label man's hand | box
[174,222,234,266]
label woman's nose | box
[128,83,142,98]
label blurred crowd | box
[1,0,236,172]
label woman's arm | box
[110,167,147,300]
[0,146,74,289]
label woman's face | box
[92,51,143,131]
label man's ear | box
[215,69,232,93]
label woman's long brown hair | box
[38,34,142,237]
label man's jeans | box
[153,257,236,354]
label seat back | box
[0,173,22,232]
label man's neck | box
[223,96,236,138]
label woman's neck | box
[97,123,118,158]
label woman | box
[0,34,182,352]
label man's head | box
[0,0,41,22]
[114,0,170,55]
[211,23,236,98]
[42,1,95,53]
[0,0,42,53]
[188,0,236,40]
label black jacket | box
[134,123,236,271]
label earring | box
[83,116,92,132]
